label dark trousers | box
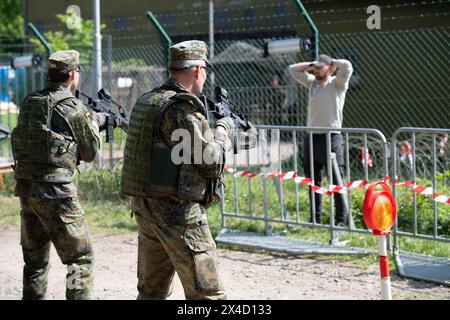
[303,133,347,224]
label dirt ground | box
[0,222,448,300]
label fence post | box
[292,0,319,60]
[391,132,400,255]
[146,11,173,71]
[93,0,103,168]
[31,68,36,92]
[327,133,336,243]
[105,34,114,168]
[208,0,216,102]
[27,23,52,57]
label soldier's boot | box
[22,243,51,300]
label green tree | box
[30,13,106,65]
[0,0,25,53]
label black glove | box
[93,112,109,131]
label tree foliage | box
[30,13,106,65]
[0,0,25,53]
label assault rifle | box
[201,86,257,154]
[75,89,129,143]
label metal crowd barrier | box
[217,125,389,253]
[217,125,449,284]
[391,127,450,286]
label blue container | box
[0,67,9,102]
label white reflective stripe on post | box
[378,235,392,300]
[378,235,388,256]
[380,278,392,300]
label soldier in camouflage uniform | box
[122,40,237,300]
[11,50,108,300]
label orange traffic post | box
[362,182,397,300]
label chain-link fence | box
[79,27,449,139]
[0,2,449,164]
[208,27,450,136]
[83,26,449,134]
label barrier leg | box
[272,176,287,220]
[331,153,355,229]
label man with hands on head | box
[289,54,353,226]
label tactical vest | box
[121,89,222,206]
[11,88,79,183]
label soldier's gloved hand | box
[238,121,258,149]
[214,117,236,143]
[214,117,236,153]
[92,112,109,131]
[113,116,124,129]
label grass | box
[82,200,136,234]
[0,113,15,158]
[0,112,17,130]
[0,195,136,235]
[0,195,20,225]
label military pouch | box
[58,197,85,224]
[11,127,48,163]
[177,164,208,203]
[48,131,77,170]
[202,177,223,208]
[183,213,216,252]
[148,147,180,195]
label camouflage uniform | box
[11,50,103,300]
[122,41,227,300]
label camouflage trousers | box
[132,197,226,300]
[19,197,94,300]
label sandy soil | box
[0,222,448,300]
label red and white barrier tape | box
[393,177,450,204]
[396,182,450,204]
[224,166,450,204]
